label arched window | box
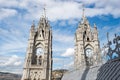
[42,30,44,37]
[87,37,89,41]
[39,56,42,65]
[84,31,86,34]
[85,48,93,66]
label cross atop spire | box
[43,4,46,18]
[82,4,85,19]
[81,4,87,24]
[107,32,109,42]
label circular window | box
[85,48,93,58]
[36,48,44,56]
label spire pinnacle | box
[32,20,35,27]
[81,4,86,24]
[43,4,46,18]
[94,23,97,28]
[82,4,85,18]
[30,20,35,33]
[107,32,109,42]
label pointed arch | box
[35,42,44,48]
[84,44,93,50]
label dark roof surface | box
[97,59,120,80]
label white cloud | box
[52,29,74,54]
[20,0,82,21]
[0,0,19,8]
[53,57,74,70]
[0,8,17,20]
[0,28,27,54]
[0,0,120,21]
[0,55,22,66]
[14,61,22,66]
[61,48,74,57]
[53,30,74,43]
[0,55,23,74]
[53,57,63,63]
[68,19,78,26]
[64,61,74,69]
[47,1,82,21]
[54,34,74,43]
[82,0,120,18]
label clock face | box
[85,48,93,58]
[36,48,44,56]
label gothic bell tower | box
[21,15,52,80]
[74,8,101,69]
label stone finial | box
[82,4,85,19]
[44,5,46,18]
[107,32,109,42]
[94,23,97,29]
[81,4,85,23]
[31,20,35,30]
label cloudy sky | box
[0,0,120,74]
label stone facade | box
[21,16,52,80]
[74,10,101,69]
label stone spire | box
[74,6,101,68]
[43,4,46,19]
[80,6,89,26]
[82,5,85,21]
[93,23,98,33]
[21,7,52,80]
[29,20,35,39]
[31,20,35,29]
[38,6,49,31]
[94,23,97,29]
[93,23,98,41]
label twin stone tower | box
[21,9,101,80]
[21,16,52,80]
